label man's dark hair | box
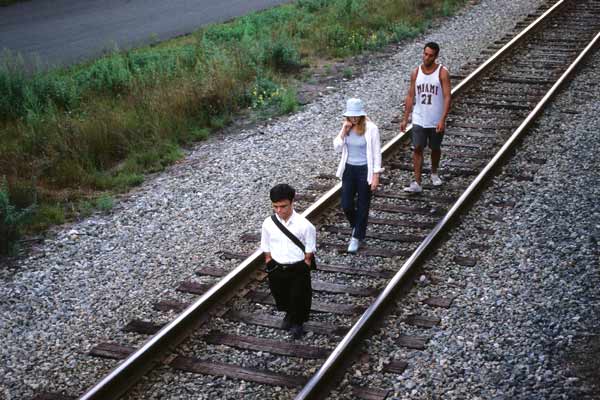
[270,183,295,202]
[424,42,440,56]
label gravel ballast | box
[333,40,600,399]
[6,0,597,399]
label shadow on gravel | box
[563,333,600,397]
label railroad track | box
[35,0,600,399]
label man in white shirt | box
[261,184,316,339]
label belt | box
[267,260,304,273]
[280,260,305,270]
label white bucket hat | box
[343,98,366,117]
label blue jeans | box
[341,164,371,240]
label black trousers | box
[267,260,312,324]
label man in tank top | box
[400,42,452,193]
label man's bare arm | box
[437,67,452,133]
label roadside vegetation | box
[0,0,466,254]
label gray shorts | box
[412,124,444,150]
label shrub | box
[111,172,144,190]
[277,87,299,114]
[0,178,32,255]
[249,76,280,109]
[0,52,27,119]
[7,179,38,209]
[37,204,65,224]
[333,0,367,21]
[322,23,351,54]
[296,0,331,12]
[76,54,132,94]
[31,74,80,111]
[189,127,210,141]
[390,21,421,41]
[95,194,114,213]
[77,199,94,218]
[128,46,197,83]
[90,171,143,191]
[262,35,302,72]
[0,52,80,119]
[365,30,389,51]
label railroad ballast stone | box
[336,36,600,399]
[4,0,587,399]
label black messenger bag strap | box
[271,215,306,252]
[270,215,317,271]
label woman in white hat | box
[334,98,383,253]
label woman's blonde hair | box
[347,116,367,135]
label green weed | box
[29,203,64,232]
[277,87,299,114]
[76,200,94,218]
[342,67,353,79]
[95,194,114,213]
[190,127,210,141]
[0,177,33,255]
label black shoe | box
[290,324,304,339]
[281,313,292,331]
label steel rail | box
[294,20,600,400]
[451,0,566,95]
[79,93,387,400]
[79,1,574,398]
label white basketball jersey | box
[412,64,446,128]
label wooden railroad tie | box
[423,296,455,309]
[89,342,309,388]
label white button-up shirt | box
[260,210,316,264]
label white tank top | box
[412,64,446,128]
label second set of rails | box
[37,0,600,399]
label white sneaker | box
[403,181,422,193]
[347,237,360,253]
[431,173,443,186]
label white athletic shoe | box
[347,237,360,253]
[431,174,443,186]
[403,181,423,193]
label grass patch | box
[0,178,33,255]
[277,87,300,114]
[95,194,114,213]
[342,67,353,79]
[0,0,468,252]
[28,203,64,233]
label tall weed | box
[262,35,302,72]
[333,0,367,21]
[277,87,299,114]
[0,51,80,119]
[76,54,132,94]
[0,178,32,255]
[297,0,331,12]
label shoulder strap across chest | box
[271,215,306,252]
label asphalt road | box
[0,0,291,69]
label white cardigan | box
[333,120,384,184]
